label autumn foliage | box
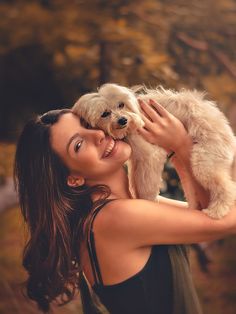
[0,0,236,139]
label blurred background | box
[0,0,236,313]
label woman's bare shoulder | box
[102,198,155,215]
[95,197,233,247]
[101,197,187,219]
[95,198,157,233]
[96,198,141,222]
[97,197,183,228]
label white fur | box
[72,83,236,219]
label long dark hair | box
[14,109,111,313]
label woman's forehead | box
[50,113,82,151]
[55,112,81,130]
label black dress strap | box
[86,199,116,286]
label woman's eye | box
[101,111,111,118]
[74,141,82,152]
[118,102,124,109]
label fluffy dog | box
[72,83,236,219]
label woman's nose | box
[90,129,106,145]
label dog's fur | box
[72,83,236,219]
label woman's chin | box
[122,143,132,162]
[113,140,132,162]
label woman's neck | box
[108,168,133,199]
[87,166,133,201]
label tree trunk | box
[99,41,112,85]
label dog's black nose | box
[118,117,127,126]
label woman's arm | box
[157,195,188,209]
[98,198,236,247]
[99,99,236,248]
[158,139,210,210]
[137,99,210,210]
[170,139,210,210]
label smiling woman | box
[49,112,132,186]
[14,106,236,314]
[13,108,133,313]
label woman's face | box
[50,113,132,185]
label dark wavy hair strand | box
[14,109,110,312]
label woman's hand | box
[137,99,191,154]
[137,99,211,209]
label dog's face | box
[72,83,144,139]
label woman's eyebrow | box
[66,133,82,153]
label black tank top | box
[86,199,174,314]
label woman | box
[14,100,236,314]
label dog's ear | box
[130,85,144,95]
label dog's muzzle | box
[117,117,128,128]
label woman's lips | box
[102,139,117,158]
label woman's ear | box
[67,175,85,187]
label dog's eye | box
[101,111,111,118]
[118,102,124,109]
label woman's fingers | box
[137,125,154,143]
[149,99,169,118]
[137,125,149,137]
[141,114,153,129]
[139,100,162,123]
[137,97,189,152]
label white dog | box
[72,83,236,219]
